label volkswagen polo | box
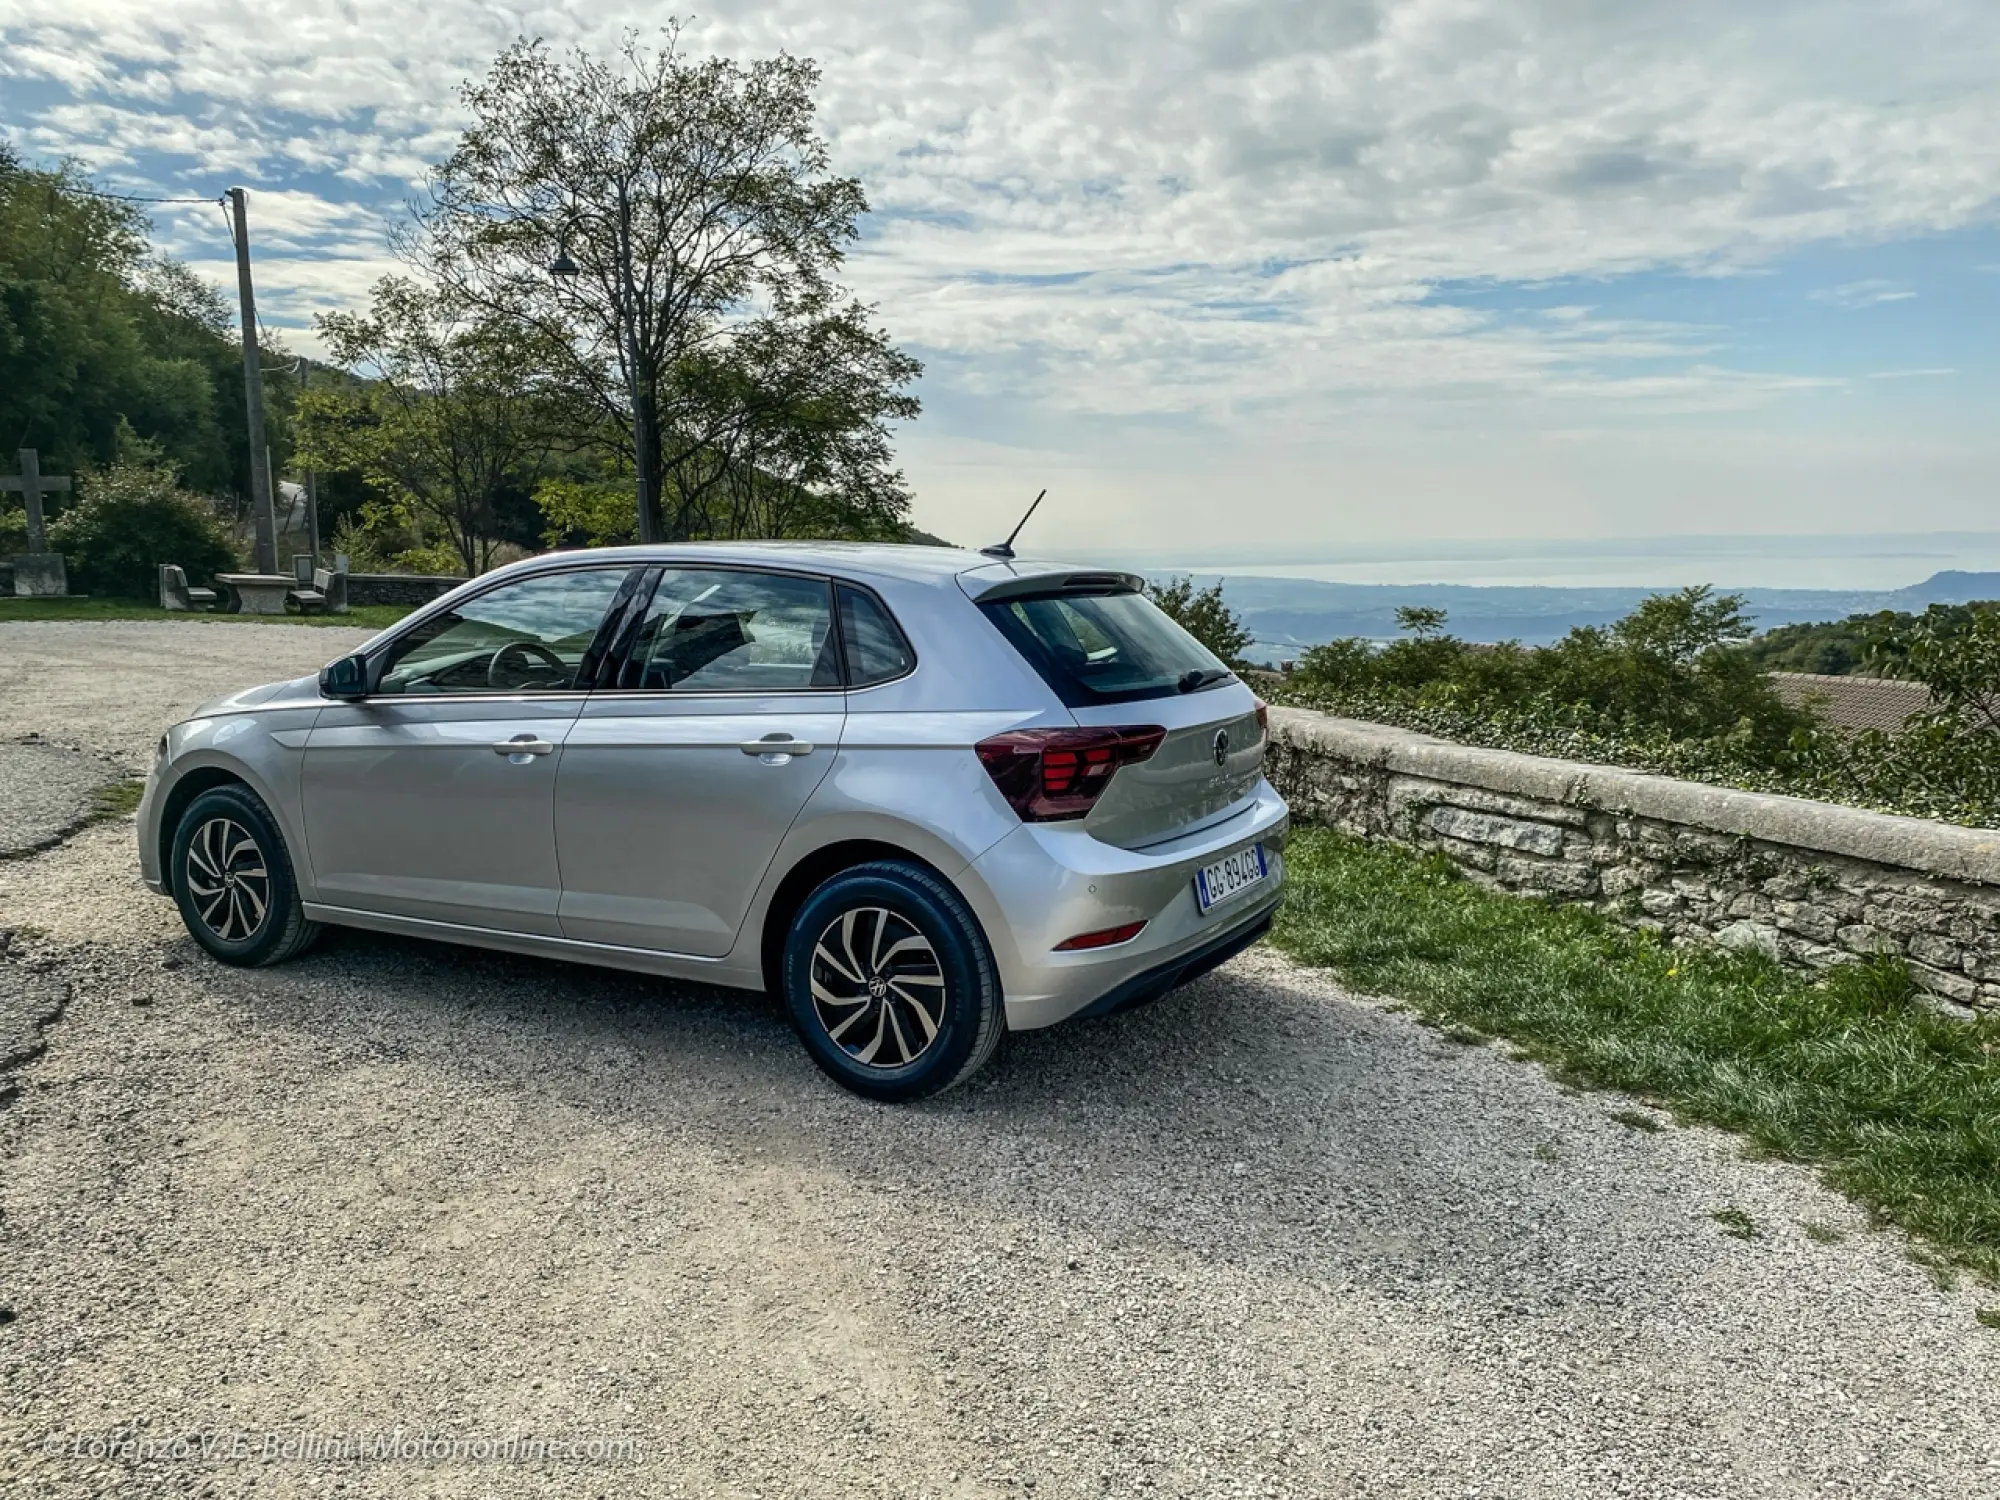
[137,544,1290,1100]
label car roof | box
[503,541,1139,595]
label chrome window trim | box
[346,692,596,708]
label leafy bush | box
[327,499,470,576]
[1,499,29,555]
[46,456,236,599]
[1144,575,1252,665]
[1289,586,1812,752]
[1271,586,2000,829]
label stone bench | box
[158,564,218,612]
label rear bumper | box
[966,779,1290,1030]
[1071,902,1277,1021]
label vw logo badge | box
[1212,727,1230,767]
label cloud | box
[2,0,1998,546]
[1810,279,1918,308]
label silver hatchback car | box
[138,544,1289,1099]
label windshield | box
[980,588,1232,707]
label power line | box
[72,186,224,205]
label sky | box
[3,0,1998,561]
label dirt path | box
[2,622,1996,1498]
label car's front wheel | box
[781,860,1004,1102]
[170,784,320,967]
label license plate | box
[1195,844,1268,914]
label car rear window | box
[979,588,1232,707]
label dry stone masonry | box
[1268,707,2000,1015]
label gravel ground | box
[0,619,375,764]
[2,622,1998,1498]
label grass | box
[1270,828,2000,1286]
[90,780,146,819]
[0,596,411,629]
[1710,1207,1760,1240]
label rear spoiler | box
[956,566,1145,603]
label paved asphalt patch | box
[0,741,124,861]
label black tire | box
[170,784,321,967]
[781,860,1004,1102]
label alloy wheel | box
[809,907,947,1069]
[184,816,270,943]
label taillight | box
[974,725,1166,822]
[1255,699,1268,737]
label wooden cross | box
[1,449,70,554]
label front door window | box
[377,569,633,695]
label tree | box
[1394,605,1448,639]
[1869,603,2000,734]
[0,149,292,509]
[1611,585,1753,665]
[1146,576,1252,664]
[300,278,561,575]
[409,29,919,543]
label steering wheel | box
[487,639,569,691]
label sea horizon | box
[1093,531,2000,594]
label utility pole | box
[228,187,279,574]
[299,361,321,569]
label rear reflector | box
[975,725,1166,822]
[1054,920,1147,951]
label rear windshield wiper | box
[1177,667,1234,693]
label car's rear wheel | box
[781,860,1003,1102]
[171,784,320,967]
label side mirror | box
[319,654,369,699]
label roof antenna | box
[980,488,1047,560]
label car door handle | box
[740,734,814,758]
[493,735,556,757]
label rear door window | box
[611,568,841,692]
[980,588,1232,707]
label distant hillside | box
[1142,570,2000,664]
[1879,572,2000,609]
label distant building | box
[1770,672,1933,735]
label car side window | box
[374,569,632,696]
[838,585,915,686]
[613,569,841,692]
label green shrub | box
[1272,586,2000,829]
[47,458,236,599]
[1,499,28,555]
[1289,586,1812,753]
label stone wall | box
[344,573,465,607]
[1268,707,2000,1015]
